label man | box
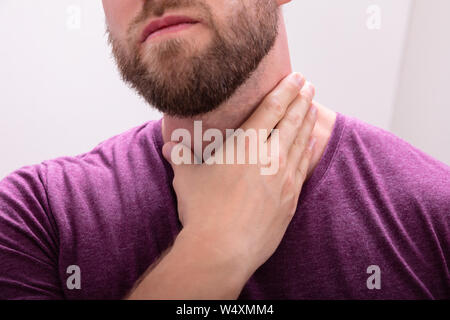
[0,0,449,299]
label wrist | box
[174,228,254,295]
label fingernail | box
[308,137,317,151]
[293,73,304,87]
[302,81,314,96]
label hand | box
[163,72,317,277]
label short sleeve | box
[0,164,63,299]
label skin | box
[102,0,337,299]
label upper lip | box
[140,15,199,43]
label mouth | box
[140,15,200,43]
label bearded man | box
[0,0,449,300]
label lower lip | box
[146,22,198,41]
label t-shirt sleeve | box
[0,164,63,299]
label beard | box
[108,0,279,117]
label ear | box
[277,0,292,5]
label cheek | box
[103,0,143,38]
[207,0,247,31]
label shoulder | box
[0,163,59,298]
[338,114,450,214]
[43,119,162,173]
[341,114,449,176]
[28,119,166,190]
[0,118,165,229]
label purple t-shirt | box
[1,113,449,299]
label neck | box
[162,13,337,177]
[162,12,291,141]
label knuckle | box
[283,171,296,191]
[293,135,306,149]
[297,166,307,182]
[286,172,295,189]
[173,176,181,187]
[283,194,297,218]
[304,142,314,158]
[285,111,301,128]
[265,95,284,119]
[287,201,297,218]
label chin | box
[143,41,199,63]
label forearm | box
[126,230,252,300]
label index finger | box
[241,73,305,140]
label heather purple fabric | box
[0,113,449,299]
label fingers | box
[241,73,305,141]
[290,100,317,184]
[295,135,316,192]
[287,99,318,171]
[270,82,315,162]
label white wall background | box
[0,0,448,179]
[285,0,411,131]
[390,0,450,166]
